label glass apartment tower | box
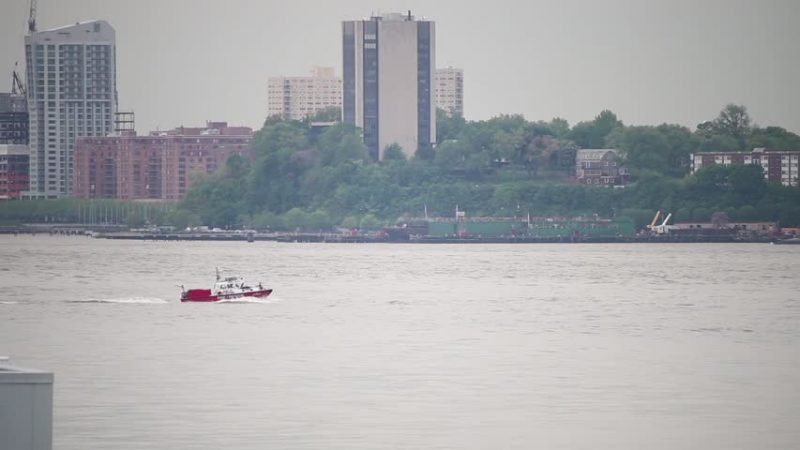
[25,20,117,198]
[342,12,435,160]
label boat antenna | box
[215,267,220,281]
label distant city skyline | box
[1,0,799,135]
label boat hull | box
[773,238,800,245]
[181,288,273,302]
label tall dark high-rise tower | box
[342,12,435,160]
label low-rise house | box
[575,149,628,186]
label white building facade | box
[25,20,117,198]
[342,12,436,160]
[267,67,343,121]
[435,67,463,116]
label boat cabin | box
[212,276,258,295]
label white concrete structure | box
[435,67,463,116]
[25,20,117,198]
[267,67,343,121]
[343,12,436,160]
[0,359,53,450]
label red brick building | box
[74,122,252,200]
[0,144,30,200]
[691,149,799,187]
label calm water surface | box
[1,235,798,449]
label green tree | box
[307,209,332,231]
[283,208,309,231]
[436,107,466,142]
[359,213,381,230]
[163,209,201,229]
[317,123,367,166]
[691,207,711,222]
[569,110,623,149]
[547,118,570,138]
[712,104,752,149]
[305,106,342,123]
[251,119,309,157]
[245,118,317,214]
[382,143,407,162]
[341,216,359,229]
[737,205,758,221]
[696,104,753,151]
[608,126,670,174]
[223,153,249,178]
[749,126,800,150]
[655,124,695,176]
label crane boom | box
[648,210,662,228]
[28,0,37,33]
[12,70,26,96]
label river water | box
[0,235,798,449]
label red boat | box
[180,269,273,302]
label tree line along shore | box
[1,105,799,231]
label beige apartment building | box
[435,67,464,116]
[267,67,343,121]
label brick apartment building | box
[0,145,29,200]
[691,148,799,187]
[73,122,252,200]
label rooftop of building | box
[0,93,28,113]
[75,122,253,143]
[576,149,620,160]
[153,122,252,137]
[27,19,115,42]
[694,148,800,155]
[0,357,53,384]
[37,19,110,33]
[355,11,432,22]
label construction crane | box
[12,70,26,97]
[648,211,674,235]
[28,0,37,33]
[648,210,663,230]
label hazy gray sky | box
[2,0,799,134]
